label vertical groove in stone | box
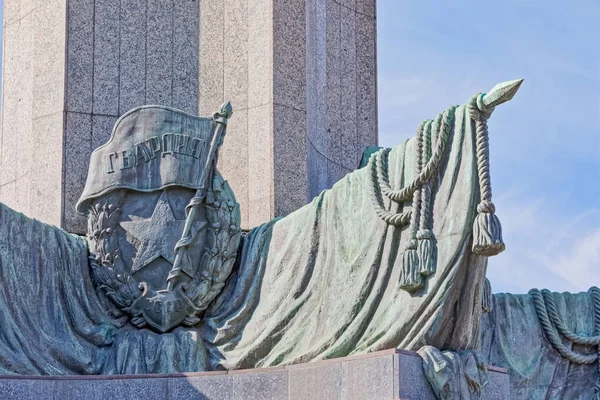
[119,0,147,114]
[199,0,225,115]
[146,0,174,106]
[93,0,120,116]
[221,0,249,228]
[172,0,200,114]
[272,0,307,218]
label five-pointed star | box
[120,191,187,273]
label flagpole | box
[166,101,233,291]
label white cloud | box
[486,189,599,294]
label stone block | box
[340,5,359,170]
[0,181,18,211]
[273,0,306,111]
[93,0,120,115]
[217,107,249,229]
[4,0,21,26]
[231,369,288,400]
[355,12,378,160]
[395,351,437,400]
[62,112,93,233]
[346,353,395,400]
[92,114,119,150]
[288,360,347,400]
[172,0,200,114]
[273,104,307,217]
[247,103,273,214]
[146,0,173,106]
[119,0,147,114]
[54,378,168,400]
[247,0,272,109]
[32,0,66,119]
[355,0,376,17]
[167,373,232,400]
[325,0,343,165]
[29,113,65,226]
[199,0,224,115]
[66,0,95,113]
[224,0,249,110]
[0,378,54,400]
[327,161,350,189]
[307,143,328,203]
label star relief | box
[120,191,193,273]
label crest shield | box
[78,104,241,333]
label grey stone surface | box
[247,103,273,227]
[172,1,200,114]
[218,107,250,228]
[247,0,271,109]
[232,369,288,400]
[62,112,93,233]
[54,378,168,400]
[198,0,225,115]
[273,104,307,217]
[288,361,347,400]
[29,112,65,225]
[346,353,395,400]
[0,351,513,399]
[119,0,147,115]
[0,0,377,233]
[146,0,173,106]
[355,12,378,163]
[66,0,94,113]
[32,0,67,120]
[305,0,378,204]
[273,0,306,110]
[356,0,376,17]
[0,379,54,400]
[224,0,249,111]
[168,374,232,400]
[395,351,437,400]
[93,0,120,116]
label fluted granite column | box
[0,0,377,233]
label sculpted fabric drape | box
[202,104,489,370]
[480,292,598,399]
[0,204,209,374]
[0,104,489,374]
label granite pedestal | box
[0,349,509,400]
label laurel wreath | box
[86,172,241,328]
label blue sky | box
[377,0,599,293]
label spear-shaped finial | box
[481,79,524,109]
[217,101,233,119]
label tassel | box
[399,240,423,292]
[472,201,505,256]
[417,229,436,276]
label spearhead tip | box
[218,101,233,119]
[482,79,524,108]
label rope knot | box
[417,229,433,240]
[476,200,496,214]
[468,94,494,122]
[407,239,418,250]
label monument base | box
[0,349,509,399]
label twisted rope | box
[468,95,505,256]
[419,119,435,232]
[367,150,412,226]
[529,287,600,364]
[377,107,456,202]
